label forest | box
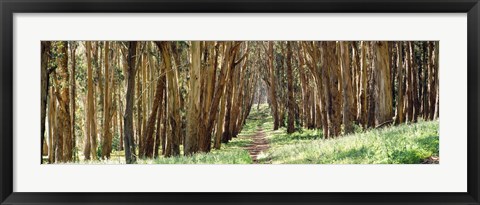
[41,41,439,164]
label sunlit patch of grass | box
[258,120,439,164]
[147,149,251,164]
[145,134,253,164]
[52,134,253,164]
[267,128,323,147]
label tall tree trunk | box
[421,42,429,119]
[405,42,414,122]
[339,41,354,134]
[359,41,368,127]
[409,42,419,123]
[351,42,360,122]
[374,41,393,126]
[91,88,98,160]
[143,58,165,158]
[93,43,104,153]
[84,41,97,160]
[48,87,56,163]
[136,60,143,158]
[323,42,341,137]
[219,42,240,143]
[143,78,165,158]
[305,41,328,138]
[185,41,201,155]
[433,41,440,119]
[156,42,181,157]
[154,90,164,158]
[207,43,234,149]
[198,42,217,152]
[268,42,280,130]
[56,41,72,161]
[222,61,235,142]
[286,42,295,133]
[428,42,436,120]
[141,52,148,157]
[394,42,405,124]
[69,42,77,161]
[297,44,309,128]
[41,41,51,163]
[102,41,112,159]
[161,89,168,156]
[226,56,239,141]
[230,45,248,139]
[124,41,138,164]
[366,42,376,128]
[118,75,124,151]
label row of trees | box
[41,41,259,163]
[41,41,439,164]
[263,41,439,139]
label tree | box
[143,44,166,158]
[358,41,368,127]
[394,42,405,124]
[41,41,51,163]
[156,41,181,157]
[185,41,201,155]
[206,42,235,149]
[227,43,249,140]
[339,41,354,134]
[409,42,419,123]
[69,41,78,161]
[433,41,440,119]
[55,41,73,162]
[124,41,138,164]
[286,42,295,133]
[322,41,342,137]
[267,42,280,130]
[373,41,393,126]
[102,41,113,159]
[48,86,56,163]
[84,41,97,160]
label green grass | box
[52,136,253,164]
[57,134,254,164]
[46,104,439,165]
[142,136,253,164]
[256,119,439,164]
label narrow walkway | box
[244,128,269,164]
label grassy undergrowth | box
[53,133,253,165]
[55,135,253,164]
[256,120,439,164]
[46,104,439,164]
[144,136,253,164]
[134,106,278,164]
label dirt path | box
[244,128,269,164]
[422,156,439,164]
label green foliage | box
[257,120,439,164]
[96,144,102,159]
[239,104,273,136]
[112,132,121,151]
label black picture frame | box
[1,0,479,204]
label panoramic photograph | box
[40,41,439,164]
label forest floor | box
[241,104,439,164]
[54,104,439,164]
